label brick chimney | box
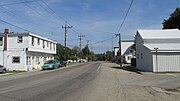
[4,28,8,51]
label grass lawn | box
[0,70,26,77]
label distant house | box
[0,29,57,71]
[135,29,180,72]
[114,40,134,63]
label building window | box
[141,53,143,59]
[43,40,45,48]
[37,38,40,45]
[36,57,40,64]
[26,56,31,65]
[32,37,34,46]
[127,56,130,60]
[47,42,49,47]
[17,36,23,43]
[137,54,139,59]
[53,43,55,50]
[50,43,52,49]
[12,57,20,63]
[0,37,3,46]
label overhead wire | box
[0,0,42,7]
[117,0,134,33]
[91,0,134,46]
[91,36,117,45]
[40,0,66,22]
[0,19,34,33]
[0,0,59,40]
[40,0,81,36]
[21,0,44,17]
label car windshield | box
[45,60,54,64]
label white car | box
[67,60,73,63]
[0,65,6,73]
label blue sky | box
[0,0,179,53]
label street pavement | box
[0,61,180,101]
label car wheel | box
[2,69,6,73]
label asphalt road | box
[0,62,101,101]
[0,62,180,101]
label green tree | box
[162,7,180,29]
[82,45,90,57]
[55,43,75,60]
[55,44,64,60]
[106,51,113,61]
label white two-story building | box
[0,29,57,71]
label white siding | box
[0,51,3,65]
[8,35,29,50]
[135,32,153,71]
[124,54,132,64]
[153,53,180,72]
[28,36,56,54]
[6,51,26,71]
[27,51,54,70]
[0,32,57,71]
[135,29,180,72]
[136,45,153,71]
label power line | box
[88,0,133,46]
[91,36,117,45]
[21,0,44,17]
[40,0,66,22]
[117,0,134,33]
[0,1,60,39]
[0,19,34,33]
[40,0,81,36]
[0,0,41,7]
[21,0,62,27]
[35,1,62,23]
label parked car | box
[67,60,73,64]
[0,65,6,73]
[42,60,60,70]
[59,60,67,67]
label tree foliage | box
[55,43,75,60]
[162,7,180,29]
[82,45,90,57]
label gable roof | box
[137,29,180,39]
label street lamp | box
[154,48,158,72]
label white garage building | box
[0,29,57,71]
[135,29,180,72]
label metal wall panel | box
[153,53,180,72]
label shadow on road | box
[111,66,143,75]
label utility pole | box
[62,22,72,61]
[115,33,122,67]
[86,40,90,61]
[78,34,85,62]
[91,45,93,61]
[112,36,114,62]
